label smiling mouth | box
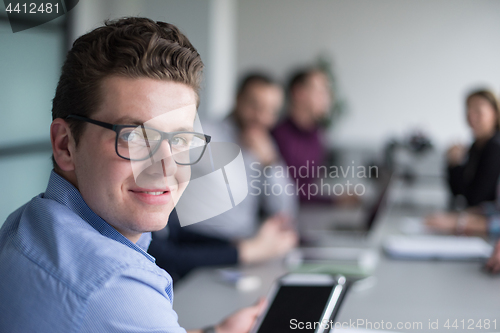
[129,188,172,205]
[131,188,171,195]
[139,191,168,195]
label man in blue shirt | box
[0,17,263,333]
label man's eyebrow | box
[171,126,195,132]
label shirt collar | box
[44,170,155,263]
[286,116,319,135]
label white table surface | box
[173,179,500,332]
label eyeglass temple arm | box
[66,115,116,131]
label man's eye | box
[171,136,188,146]
[121,131,141,142]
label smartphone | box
[250,274,347,333]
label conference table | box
[173,177,500,332]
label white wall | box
[237,0,500,149]
[207,0,238,119]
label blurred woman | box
[427,89,500,235]
[447,89,500,208]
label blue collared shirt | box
[0,171,186,333]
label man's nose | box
[152,140,177,177]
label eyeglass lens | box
[116,127,207,164]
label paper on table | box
[286,248,379,277]
[383,235,493,260]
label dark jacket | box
[148,209,238,283]
[448,131,500,207]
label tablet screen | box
[256,285,335,333]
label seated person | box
[149,208,297,283]
[427,90,500,235]
[447,89,500,208]
[0,17,264,333]
[183,73,298,240]
[426,179,500,237]
[272,67,356,205]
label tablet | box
[250,274,348,333]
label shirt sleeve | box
[148,229,238,283]
[259,160,299,218]
[78,266,186,333]
[488,215,500,238]
[447,164,466,197]
[464,141,500,206]
[480,201,498,216]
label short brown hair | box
[52,17,204,156]
[287,67,327,97]
[466,89,500,129]
[236,73,276,98]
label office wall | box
[237,0,500,148]
[0,18,64,225]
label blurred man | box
[236,74,285,166]
[272,68,337,204]
[0,18,264,333]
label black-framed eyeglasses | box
[66,115,211,165]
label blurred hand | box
[215,298,267,333]
[485,240,500,274]
[238,214,298,264]
[463,214,488,235]
[425,212,488,235]
[425,213,458,233]
[334,193,361,207]
[241,126,277,166]
[447,144,467,166]
[465,206,483,215]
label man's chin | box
[126,212,170,233]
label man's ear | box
[50,118,76,172]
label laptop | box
[290,171,392,273]
[300,170,393,247]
